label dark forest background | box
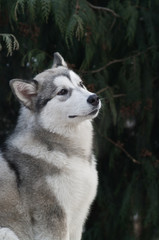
[0,0,159,239]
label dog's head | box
[10,53,101,131]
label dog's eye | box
[79,82,84,88]
[57,89,68,95]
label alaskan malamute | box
[0,53,101,240]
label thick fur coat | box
[0,53,101,240]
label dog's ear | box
[52,52,67,68]
[10,79,38,110]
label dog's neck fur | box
[11,107,93,160]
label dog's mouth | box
[68,109,98,118]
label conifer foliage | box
[0,0,159,239]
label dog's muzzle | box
[68,94,100,118]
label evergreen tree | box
[0,0,159,239]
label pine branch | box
[0,34,19,56]
[87,1,120,18]
[41,0,51,22]
[14,0,26,20]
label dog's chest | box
[46,154,98,221]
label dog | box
[0,53,101,240]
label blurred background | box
[0,0,159,239]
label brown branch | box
[98,133,159,167]
[105,137,159,166]
[106,137,141,165]
[87,2,120,18]
[96,87,109,95]
[96,123,140,164]
[96,88,126,99]
[80,58,126,74]
[113,94,126,98]
[80,46,156,74]
[109,17,117,31]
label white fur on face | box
[38,71,101,133]
[0,228,20,240]
[69,70,82,86]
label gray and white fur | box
[0,53,101,240]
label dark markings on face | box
[33,68,87,112]
[35,82,57,112]
[78,81,85,89]
[57,88,73,102]
[34,72,73,112]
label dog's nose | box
[87,94,99,106]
